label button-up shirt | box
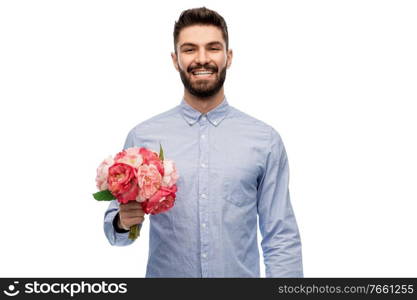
[103,97,303,277]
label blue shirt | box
[104,97,303,277]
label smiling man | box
[173,24,231,109]
[104,7,303,278]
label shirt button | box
[201,163,206,168]
[202,223,206,228]
[202,253,207,258]
[202,116,207,121]
[201,193,207,199]
[201,134,205,139]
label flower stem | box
[128,224,140,240]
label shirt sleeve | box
[256,128,304,277]
[103,129,141,246]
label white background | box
[1,0,416,277]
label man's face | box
[171,25,233,98]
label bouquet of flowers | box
[93,144,179,240]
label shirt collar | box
[180,96,230,127]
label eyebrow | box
[180,41,223,49]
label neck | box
[183,88,225,114]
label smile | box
[190,69,215,78]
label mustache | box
[187,63,218,73]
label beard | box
[179,63,227,99]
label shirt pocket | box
[223,177,251,207]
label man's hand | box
[118,202,145,230]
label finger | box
[123,216,145,226]
[121,202,144,211]
[121,205,145,214]
[121,210,145,218]
[120,204,144,214]
[136,216,145,224]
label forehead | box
[178,25,225,46]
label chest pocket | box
[214,138,263,208]
[223,173,256,207]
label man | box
[104,7,303,278]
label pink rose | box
[141,185,177,215]
[96,156,114,191]
[114,147,143,168]
[107,163,139,204]
[161,160,179,187]
[136,164,162,202]
[139,147,164,176]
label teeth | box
[193,71,213,75]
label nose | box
[195,48,209,65]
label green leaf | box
[93,190,115,201]
[159,143,164,161]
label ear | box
[226,49,233,69]
[171,52,180,72]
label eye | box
[184,49,194,53]
[210,48,220,51]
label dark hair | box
[173,7,229,53]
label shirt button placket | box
[198,114,210,277]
